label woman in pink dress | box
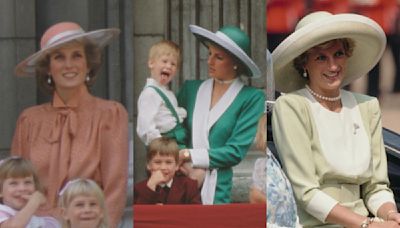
[11,22,128,228]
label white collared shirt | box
[159,179,173,188]
[136,78,187,145]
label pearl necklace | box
[305,85,341,102]
[214,78,235,84]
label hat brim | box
[15,28,120,77]
[272,13,386,93]
[189,25,261,78]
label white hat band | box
[45,28,85,48]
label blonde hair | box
[147,137,179,163]
[0,156,43,200]
[59,179,108,228]
[148,40,181,67]
[255,115,267,151]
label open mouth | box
[160,70,171,84]
[161,70,170,78]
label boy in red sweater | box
[134,137,201,204]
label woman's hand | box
[377,203,400,225]
[369,221,400,228]
[179,162,191,176]
[387,211,400,224]
[326,204,400,228]
[178,149,191,166]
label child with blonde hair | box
[0,156,60,227]
[58,179,107,228]
[136,40,205,187]
[136,40,187,147]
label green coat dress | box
[178,79,264,204]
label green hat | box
[190,25,261,78]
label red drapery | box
[133,203,266,228]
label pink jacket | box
[11,87,128,228]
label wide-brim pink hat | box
[15,22,120,76]
[272,11,386,93]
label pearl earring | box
[86,75,90,82]
[233,65,238,70]
[47,76,52,84]
[303,70,308,78]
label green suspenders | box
[147,85,187,147]
[147,85,180,124]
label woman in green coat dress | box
[177,25,264,204]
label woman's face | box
[48,42,89,92]
[304,40,348,95]
[207,44,237,80]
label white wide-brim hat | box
[272,11,386,93]
[15,22,120,76]
[189,24,261,78]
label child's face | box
[148,54,178,86]
[147,153,179,183]
[63,194,103,228]
[1,176,35,210]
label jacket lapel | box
[208,78,243,130]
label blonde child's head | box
[255,115,267,151]
[148,40,181,86]
[148,40,181,65]
[0,156,43,202]
[59,179,108,228]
